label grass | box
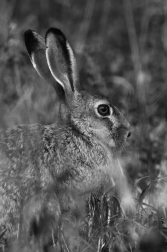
[0,0,167,251]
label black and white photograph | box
[0,0,167,251]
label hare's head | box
[24,28,130,152]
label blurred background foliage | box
[1,0,167,251]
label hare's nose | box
[127,131,131,137]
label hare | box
[0,28,131,249]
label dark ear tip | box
[45,27,66,42]
[24,29,44,57]
[24,29,35,43]
[24,29,36,55]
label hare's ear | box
[45,28,79,98]
[24,30,64,97]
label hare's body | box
[0,124,107,239]
[0,27,131,249]
[0,122,109,197]
[0,107,118,231]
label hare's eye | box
[97,104,110,117]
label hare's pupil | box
[97,104,110,116]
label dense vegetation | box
[0,0,167,251]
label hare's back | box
[0,124,45,182]
[0,124,47,237]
